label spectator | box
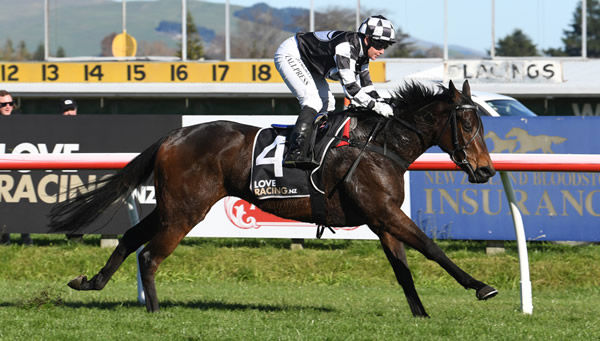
[60,98,77,116]
[1,89,20,115]
[0,90,33,246]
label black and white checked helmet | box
[358,15,396,42]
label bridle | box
[435,103,482,176]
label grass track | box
[1,236,599,339]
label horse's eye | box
[462,118,473,132]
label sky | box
[206,0,582,53]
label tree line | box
[0,39,65,61]
[496,0,600,57]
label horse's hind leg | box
[137,193,222,312]
[137,225,189,312]
[68,209,160,291]
[378,231,428,318]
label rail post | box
[125,193,145,305]
[500,171,533,314]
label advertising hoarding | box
[410,117,600,241]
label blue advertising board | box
[410,117,600,241]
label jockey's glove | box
[373,102,394,117]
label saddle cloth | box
[250,113,351,200]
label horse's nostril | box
[477,166,496,178]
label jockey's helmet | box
[358,15,396,49]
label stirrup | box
[316,225,336,239]
[314,112,329,128]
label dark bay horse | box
[49,80,497,317]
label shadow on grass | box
[179,237,360,251]
[160,299,335,312]
[0,299,334,313]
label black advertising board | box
[0,115,181,234]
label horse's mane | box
[389,81,450,117]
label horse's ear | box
[462,80,471,98]
[448,80,461,103]
[449,80,456,92]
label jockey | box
[274,15,396,168]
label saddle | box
[250,112,351,200]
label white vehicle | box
[471,91,537,117]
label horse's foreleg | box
[68,209,160,291]
[378,231,429,318]
[385,211,498,301]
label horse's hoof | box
[67,275,87,290]
[476,285,498,300]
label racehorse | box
[49,80,498,318]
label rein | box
[333,106,430,178]
[334,126,412,172]
[339,117,387,184]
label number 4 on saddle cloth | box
[250,113,351,201]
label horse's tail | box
[48,136,167,232]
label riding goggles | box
[369,39,393,50]
[0,101,14,108]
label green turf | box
[0,236,599,339]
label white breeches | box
[274,36,336,114]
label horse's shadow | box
[1,299,335,313]
[160,299,335,312]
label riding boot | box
[284,106,319,169]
